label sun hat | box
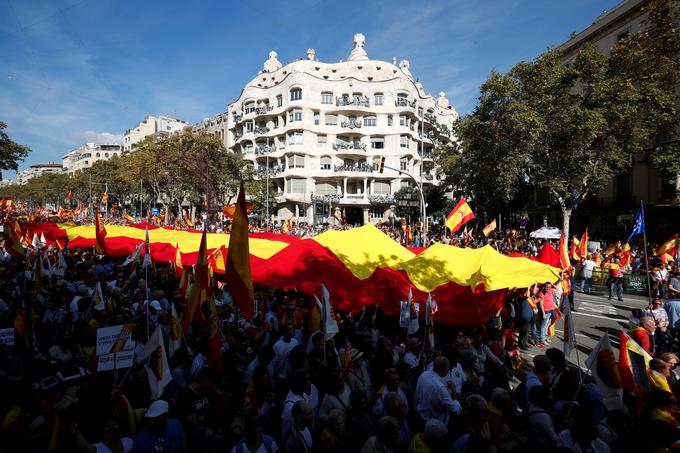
[145,400,169,418]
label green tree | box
[0,121,30,177]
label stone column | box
[343,177,348,196]
[363,177,368,195]
[363,207,370,225]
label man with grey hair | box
[415,356,462,425]
[629,315,656,354]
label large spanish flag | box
[226,182,255,320]
[444,198,475,233]
[95,210,107,255]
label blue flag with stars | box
[625,202,645,243]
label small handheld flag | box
[444,198,475,233]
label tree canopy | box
[0,121,30,176]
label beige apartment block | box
[225,33,458,225]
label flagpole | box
[641,200,653,306]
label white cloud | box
[79,130,122,144]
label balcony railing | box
[333,141,366,151]
[254,105,273,115]
[255,145,276,155]
[334,163,374,173]
[255,166,283,178]
[424,112,437,123]
[341,120,362,129]
[254,126,270,135]
[344,194,366,199]
[419,151,433,159]
[233,114,243,123]
[395,97,417,108]
[311,194,341,203]
[423,173,434,181]
[368,195,395,204]
[233,132,243,141]
[336,96,370,107]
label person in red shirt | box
[629,316,657,354]
[539,283,556,346]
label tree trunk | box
[560,203,572,240]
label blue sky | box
[0,0,619,177]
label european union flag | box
[625,202,645,243]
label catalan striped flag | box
[558,234,570,270]
[444,198,475,233]
[225,182,255,320]
[482,219,497,237]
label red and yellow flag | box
[183,210,193,227]
[3,220,25,259]
[181,228,210,334]
[123,213,135,224]
[569,236,580,261]
[223,204,254,218]
[444,198,475,233]
[94,210,107,255]
[558,234,570,270]
[655,233,679,257]
[226,182,255,320]
[0,197,13,212]
[579,228,589,258]
[209,245,227,274]
[101,191,108,205]
[482,219,497,237]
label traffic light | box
[376,156,385,173]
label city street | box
[523,289,651,371]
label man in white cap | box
[132,400,185,453]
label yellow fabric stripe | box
[57,224,288,259]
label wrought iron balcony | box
[311,194,341,203]
[333,141,366,151]
[255,145,276,155]
[424,112,437,123]
[334,163,374,173]
[254,105,273,115]
[233,132,243,141]
[395,97,417,108]
[255,166,283,178]
[233,113,243,123]
[419,151,433,159]
[423,173,434,181]
[340,120,362,129]
[253,126,270,135]
[336,96,370,107]
[344,194,366,200]
[368,195,395,204]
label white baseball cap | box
[145,400,169,418]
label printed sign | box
[96,324,134,356]
[0,328,14,346]
[97,351,135,371]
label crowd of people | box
[0,228,680,453]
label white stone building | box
[226,34,458,224]
[123,115,188,153]
[62,143,122,175]
[16,162,63,184]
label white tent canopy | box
[529,226,562,239]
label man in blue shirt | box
[132,400,185,453]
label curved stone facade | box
[226,34,458,225]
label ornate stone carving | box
[263,51,282,73]
[348,33,368,61]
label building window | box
[400,157,409,170]
[288,154,305,168]
[399,115,408,126]
[314,111,320,125]
[364,116,377,127]
[374,93,384,106]
[315,181,335,194]
[370,206,384,218]
[397,93,408,101]
[245,101,255,114]
[373,181,390,195]
[325,114,338,126]
[244,143,253,154]
[417,107,423,117]
[319,157,332,171]
[289,109,303,122]
[288,132,303,145]
[400,135,409,148]
[317,135,327,148]
[352,92,363,103]
[387,115,393,126]
[289,178,306,193]
[400,180,410,188]
[371,138,385,149]
[276,94,283,107]
[290,88,302,101]
[273,118,279,128]
[245,121,254,132]
[321,92,333,104]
